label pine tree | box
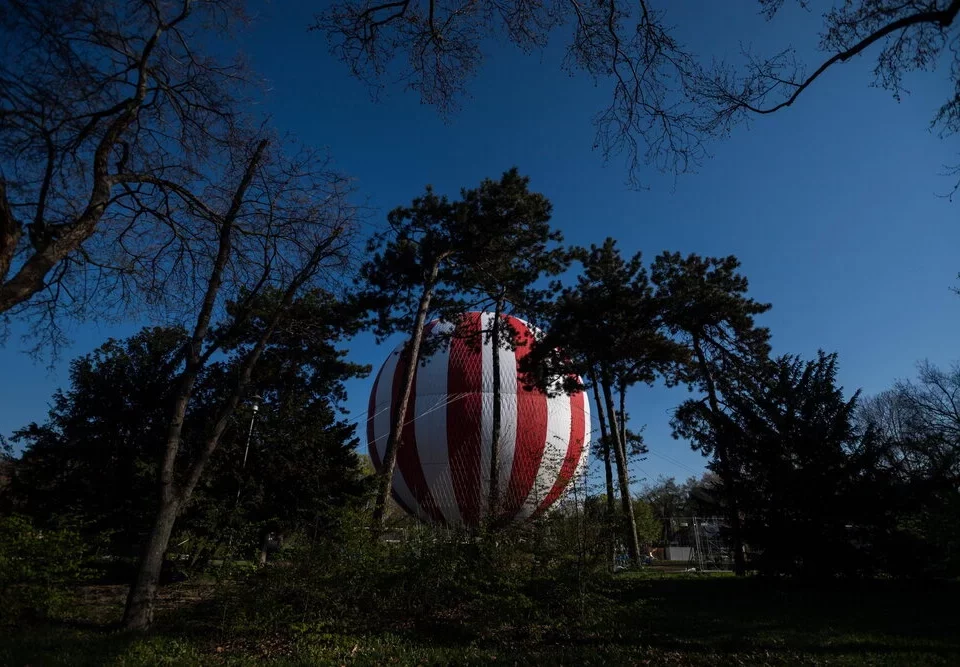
[444,169,567,521]
[525,239,684,565]
[362,169,564,528]
[651,251,771,576]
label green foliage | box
[443,168,567,322]
[0,514,92,624]
[5,573,960,665]
[631,499,660,546]
[9,328,186,554]
[214,512,611,646]
[361,168,564,338]
[640,474,722,520]
[527,238,685,393]
[653,251,772,457]
[7,292,370,566]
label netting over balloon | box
[367,312,591,527]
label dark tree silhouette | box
[0,0,250,346]
[525,238,684,565]
[445,170,567,520]
[8,299,369,567]
[360,185,466,529]
[674,351,870,577]
[120,135,358,630]
[362,169,563,528]
[856,360,960,576]
[652,251,771,576]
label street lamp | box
[236,395,262,504]
[240,395,262,470]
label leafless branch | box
[696,1,960,133]
[0,0,250,349]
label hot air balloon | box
[367,311,590,527]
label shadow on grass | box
[599,576,960,656]
[0,624,148,667]
[4,576,959,665]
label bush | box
[0,514,92,624]
[213,510,613,646]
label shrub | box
[0,514,91,624]
[213,510,613,645]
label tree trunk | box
[122,498,179,630]
[487,298,504,523]
[591,378,616,517]
[371,262,441,529]
[618,381,627,454]
[258,529,270,567]
[122,141,273,631]
[590,374,616,570]
[600,369,641,566]
[691,334,746,576]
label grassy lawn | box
[3,572,958,665]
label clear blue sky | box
[2,2,958,491]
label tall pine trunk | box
[692,334,746,576]
[371,262,440,529]
[487,298,504,523]
[618,381,627,454]
[600,368,641,566]
[590,374,616,569]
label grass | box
[3,571,958,665]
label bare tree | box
[120,134,357,630]
[0,0,249,348]
[696,0,960,195]
[857,360,960,481]
[898,360,960,441]
[314,0,706,187]
[316,0,960,191]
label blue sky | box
[2,1,958,491]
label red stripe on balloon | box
[446,312,485,526]
[500,316,548,519]
[533,387,586,517]
[393,342,447,525]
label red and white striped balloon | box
[367,311,591,527]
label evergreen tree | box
[9,328,188,553]
[525,239,684,565]
[674,351,868,576]
[652,251,770,576]
[446,169,567,520]
[362,169,563,528]
[9,289,369,565]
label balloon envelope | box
[367,312,590,527]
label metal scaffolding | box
[661,516,732,571]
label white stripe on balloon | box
[478,312,494,515]
[495,318,519,515]
[517,374,571,520]
[415,320,462,526]
[375,343,427,522]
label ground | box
[2,569,958,666]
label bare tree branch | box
[317,0,960,190]
[0,0,249,347]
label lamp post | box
[236,395,262,503]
